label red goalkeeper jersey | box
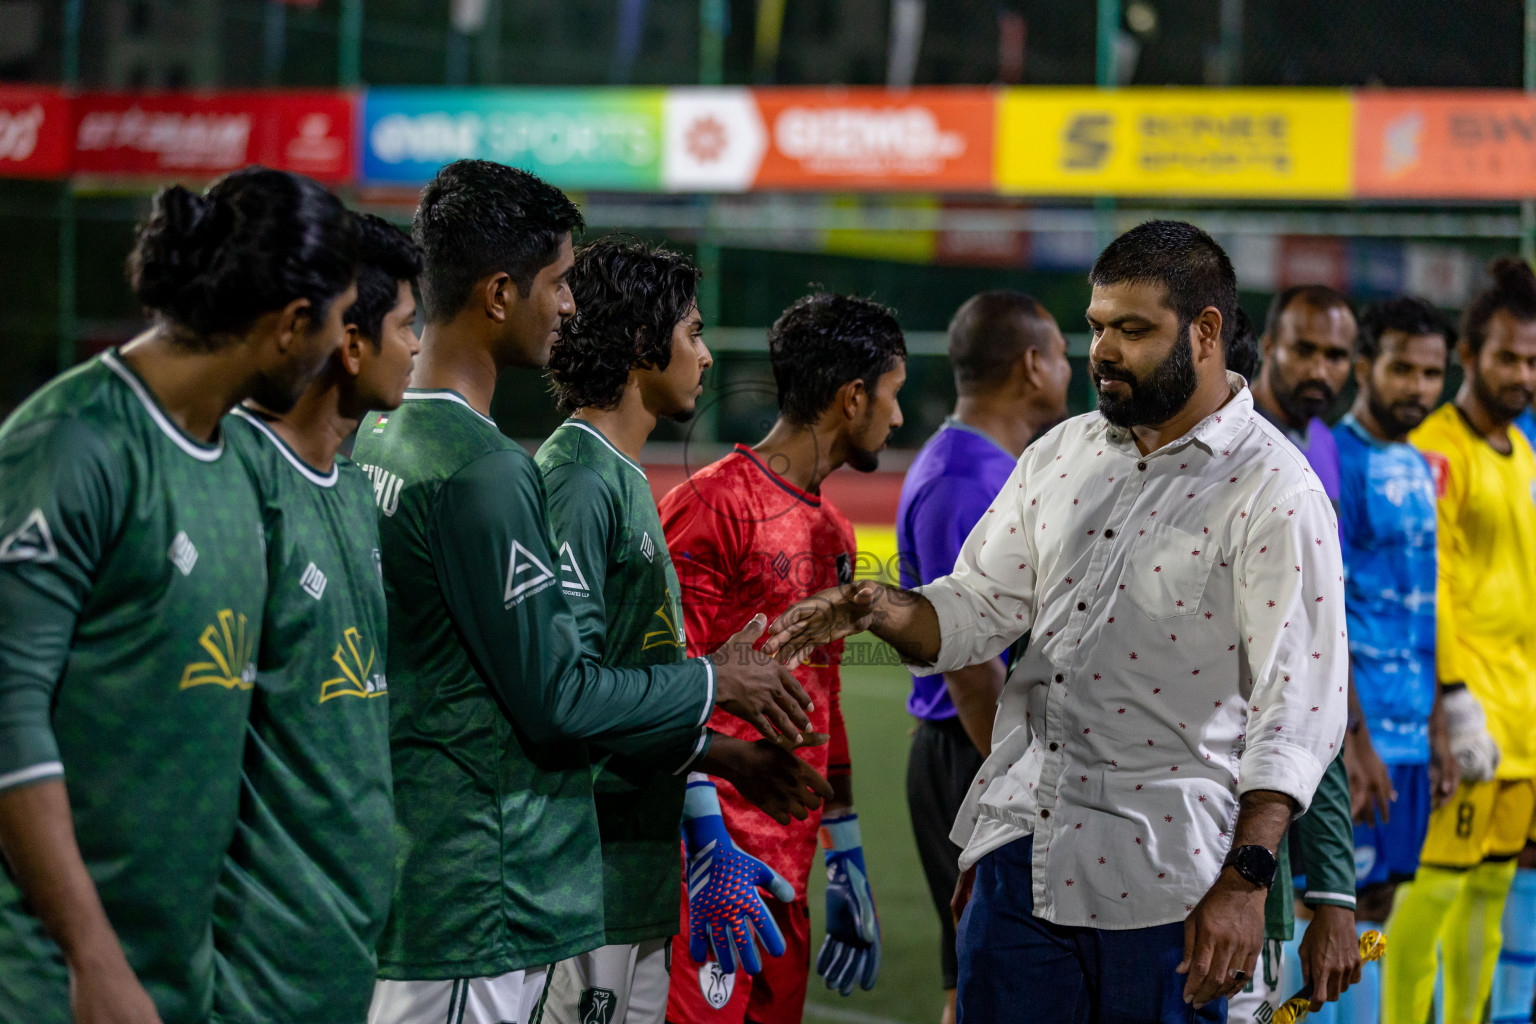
[658,444,855,897]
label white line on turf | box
[803,1004,914,1024]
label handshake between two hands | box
[704,580,886,750]
[688,584,884,995]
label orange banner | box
[1355,91,1536,199]
[752,88,995,191]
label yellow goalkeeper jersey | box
[1411,403,1536,778]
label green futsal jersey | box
[0,350,266,1024]
[536,419,701,945]
[211,408,393,1024]
[1263,752,1357,941]
[354,390,714,979]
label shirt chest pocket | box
[1119,523,1216,620]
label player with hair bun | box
[1386,257,1536,1024]
[0,167,357,1024]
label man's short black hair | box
[1263,284,1354,341]
[1226,306,1260,380]
[412,159,584,323]
[345,213,422,350]
[547,236,701,414]
[769,293,906,426]
[1089,220,1238,346]
[1463,256,1536,355]
[1356,296,1455,362]
[948,290,1055,396]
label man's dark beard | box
[1366,389,1428,439]
[1093,336,1199,428]
[1274,372,1335,425]
[249,349,330,414]
[1473,370,1534,423]
[845,433,890,473]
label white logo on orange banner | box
[662,89,766,192]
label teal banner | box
[361,88,664,188]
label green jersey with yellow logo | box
[211,408,393,1024]
[0,350,266,1024]
[353,390,714,980]
[536,419,697,945]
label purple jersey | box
[1257,404,1341,506]
[1301,416,1342,504]
[896,418,1018,720]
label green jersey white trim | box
[229,407,339,488]
[0,761,64,791]
[561,420,647,480]
[400,389,498,428]
[101,350,224,462]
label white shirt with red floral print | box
[916,375,1348,930]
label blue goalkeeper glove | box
[682,774,795,976]
[817,810,880,996]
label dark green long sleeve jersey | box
[353,391,714,979]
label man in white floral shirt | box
[765,220,1348,1024]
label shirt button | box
[1049,742,1059,751]
[1137,462,1147,471]
[1104,528,1115,538]
[1055,673,1064,682]
[1076,602,1087,611]
[1039,809,1051,819]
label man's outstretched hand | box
[710,614,815,744]
[762,582,881,669]
[704,734,835,825]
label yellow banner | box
[995,88,1353,199]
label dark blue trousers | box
[956,837,1227,1024]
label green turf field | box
[802,660,946,1024]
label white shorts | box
[1226,939,1286,1024]
[369,966,550,1024]
[541,939,671,1024]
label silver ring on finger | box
[1229,969,1248,982]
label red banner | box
[0,86,72,179]
[72,92,354,182]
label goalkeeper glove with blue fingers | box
[817,809,880,996]
[682,773,795,976]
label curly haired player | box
[534,238,832,1024]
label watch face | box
[1236,845,1277,885]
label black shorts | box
[905,715,985,991]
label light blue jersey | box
[1515,407,1536,451]
[1334,414,1438,764]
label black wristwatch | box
[1222,844,1278,889]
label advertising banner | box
[0,86,72,178]
[661,87,993,192]
[1355,92,1536,199]
[361,88,664,189]
[995,88,1353,198]
[73,91,354,182]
